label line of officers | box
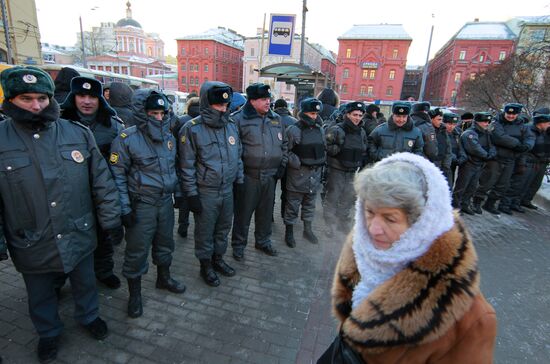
[1,65,550,362]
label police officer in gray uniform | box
[452,112,496,215]
[474,103,535,214]
[434,113,455,183]
[231,83,288,260]
[410,101,438,162]
[324,101,367,236]
[368,102,424,162]
[283,98,326,247]
[0,66,119,362]
[179,81,243,287]
[110,89,186,318]
[60,77,124,289]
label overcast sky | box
[36,0,550,65]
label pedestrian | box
[110,89,186,318]
[452,112,496,215]
[362,104,381,136]
[53,66,80,105]
[461,111,474,131]
[324,101,368,236]
[231,83,287,260]
[320,152,496,363]
[445,111,466,188]
[229,92,247,114]
[107,82,134,125]
[283,98,326,247]
[60,77,124,289]
[410,101,438,162]
[368,102,424,162]
[0,66,120,362]
[316,87,339,125]
[179,81,243,286]
[474,103,535,215]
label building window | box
[251,48,255,56]
[341,84,348,94]
[479,54,484,62]
[182,77,186,84]
[205,47,209,55]
[369,70,376,79]
[454,72,461,82]
[392,49,398,59]
[367,86,374,96]
[459,50,466,60]
[181,64,186,71]
[389,70,396,80]
[181,47,185,55]
[204,64,209,72]
[386,86,393,96]
[451,90,457,99]
[346,48,351,58]
[470,73,476,80]
[343,68,349,78]
[499,51,506,61]
[196,64,200,71]
[286,84,291,91]
[360,85,366,96]
[362,70,368,79]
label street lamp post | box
[79,16,87,68]
[419,14,435,102]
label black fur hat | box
[300,97,323,113]
[207,85,233,105]
[145,92,170,111]
[246,83,271,100]
[474,112,492,122]
[412,101,430,113]
[345,101,366,114]
[503,103,523,114]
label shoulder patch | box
[66,119,89,130]
[113,115,124,125]
[120,132,128,139]
[119,125,137,138]
[180,135,186,144]
[109,152,119,165]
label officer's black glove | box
[274,165,286,180]
[121,212,137,228]
[188,195,202,214]
[173,196,185,209]
[104,226,124,245]
[514,144,530,153]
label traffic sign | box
[268,14,296,56]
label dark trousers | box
[475,159,515,202]
[522,161,547,203]
[194,189,233,260]
[323,168,356,226]
[93,226,116,280]
[22,254,98,338]
[178,197,190,229]
[232,174,276,251]
[452,161,484,207]
[122,198,175,279]
[283,190,317,225]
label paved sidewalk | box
[1,192,549,363]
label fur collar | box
[333,213,480,355]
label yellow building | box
[0,0,42,64]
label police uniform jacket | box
[231,102,288,177]
[274,107,298,130]
[526,124,550,163]
[411,112,438,161]
[286,114,326,194]
[109,89,179,215]
[368,116,424,162]
[449,127,467,165]
[0,99,121,274]
[326,116,367,171]
[178,82,244,197]
[490,113,535,160]
[433,124,453,169]
[461,124,496,166]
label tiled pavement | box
[1,193,549,363]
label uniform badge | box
[468,134,474,139]
[109,152,119,164]
[181,135,186,144]
[228,136,236,145]
[278,132,283,141]
[430,134,435,140]
[399,108,404,113]
[315,104,320,110]
[71,150,84,163]
[23,74,37,83]
[158,99,165,106]
[82,82,92,90]
[408,140,414,147]
[508,108,514,113]
[120,132,128,139]
[167,140,174,150]
[223,92,229,100]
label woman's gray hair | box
[354,161,428,224]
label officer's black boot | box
[498,204,513,215]
[472,198,483,214]
[285,224,296,248]
[127,277,143,318]
[200,259,220,287]
[177,224,187,238]
[212,254,236,277]
[155,265,186,293]
[303,221,318,244]
[482,199,500,215]
[460,204,475,215]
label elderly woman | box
[327,152,496,363]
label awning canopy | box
[259,63,321,85]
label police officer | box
[410,101,438,162]
[506,112,550,211]
[434,113,456,184]
[368,102,424,162]
[60,77,124,289]
[179,81,243,287]
[452,112,496,215]
[324,101,367,236]
[284,98,326,247]
[110,89,186,318]
[461,112,474,131]
[444,112,466,189]
[231,83,288,260]
[0,66,119,362]
[474,103,535,214]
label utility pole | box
[0,0,13,64]
[299,0,307,65]
[418,14,435,102]
[259,13,266,74]
[79,16,87,68]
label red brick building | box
[336,24,412,102]
[176,28,244,94]
[424,21,516,106]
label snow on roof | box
[310,43,336,63]
[177,28,244,50]
[455,22,516,40]
[513,15,550,25]
[338,24,412,40]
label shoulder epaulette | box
[119,125,138,139]
[188,116,203,127]
[112,115,125,125]
[64,118,90,130]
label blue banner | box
[268,14,296,56]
